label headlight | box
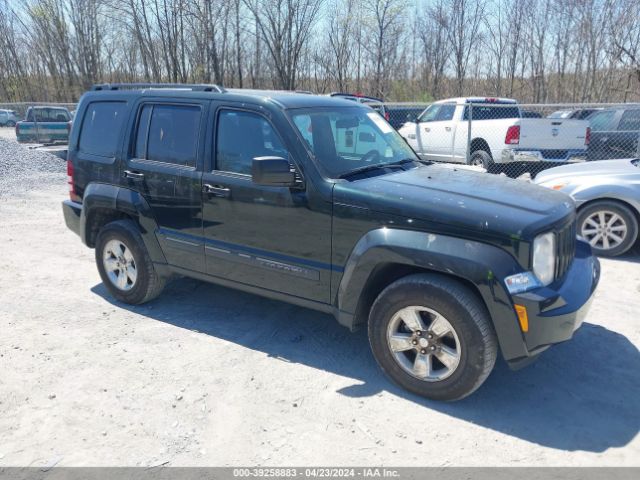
[532,232,556,286]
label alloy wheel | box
[386,306,461,382]
[581,210,628,251]
[103,239,138,291]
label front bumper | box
[506,239,600,368]
[500,148,587,164]
[62,200,82,237]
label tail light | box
[585,127,591,145]
[505,125,520,145]
[67,160,80,202]
[384,111,390,121]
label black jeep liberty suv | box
[62,84,600,401]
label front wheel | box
[577,200,638,257]
[368,274,497,401]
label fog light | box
[515,304,529,333]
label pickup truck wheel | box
[95,220,166,304]
[577,201,638,257]
[469,150,494,170]
[368,274,497,401]
[6,120,15,127]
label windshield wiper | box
[337,158,418,179]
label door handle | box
[424,127,431,132]
[203,184,231,198]
[123,170,144,180]
[445,126,452,132]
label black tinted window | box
[216,110,287,174]
[137,104,201,167]
[463,104,520,120]
[619,110,640,131]
[79,102,127,157]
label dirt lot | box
[0,137,639,467]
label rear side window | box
[79,102,127,157]
[134,104,201,167]
[618,110,640,131]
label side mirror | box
[406,113,417,123]
[252,156,297,187]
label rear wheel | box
[368,274,497,401]
[95,220,166,304]
[6,120,15,127]
[577,200,638,257]
[468,149,493,170]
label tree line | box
[0,0,639,103]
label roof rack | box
[91,83,226,93]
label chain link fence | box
[383,101,640,179]
[2,99,640,181]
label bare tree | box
[244,0,323,90]
[445,0,486,96]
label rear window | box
[588,110,617,131]
[618,110,640,131]
[79,102,127,157]
[29,108,71,122]
[463,104,520,120]
[134,104,201,167]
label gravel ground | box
[0,138,639,467]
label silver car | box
[535,159,640,257]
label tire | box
[6,120,15,127]
[368,273,497,401]
[95,219,166,304]
[468,149,494,170]
[577,200,638,257]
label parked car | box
[0,108,18,127]
[536,158,640,257]
[548,108,602,120]
[15,106,72,144]
[385,106,427,130]
[398,97,590,168]
[328,92,389,122]
[62,83,599,401]
[585,107,640,160]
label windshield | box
[290,106,418,178]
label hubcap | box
[581,210,627,250]
[386,306,461,382]
[103,239,137,291]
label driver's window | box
[216,110,288,175]
[418,105,441,123]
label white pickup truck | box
[398,97,590,168]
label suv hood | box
[333,164,574,239]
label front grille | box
[555,220,577,280]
